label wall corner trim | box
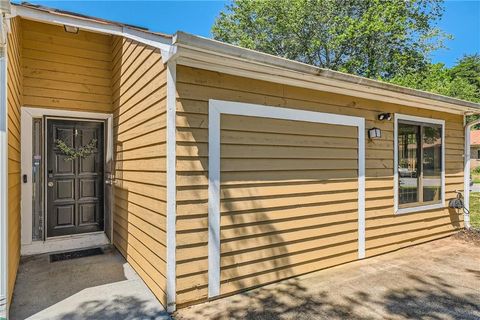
[0,17,8,318]
[165,60,177,313]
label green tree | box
[389,63,479,102]
[450,54,480,92]
[212,0,447,79]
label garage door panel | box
[221,130,358,148]
[221,205,358,226]
[220,214,358,239]
[221,244,357,281]
[220,233,358,267]
[220,190,359,213]
[221,145,359,159]
[219,251,358,296]
[220,179,359,199]
[221,114,358,138]
[220,226,358,253]
[217,111,362,297]
[221,170,359,184]
[221,159,358,171]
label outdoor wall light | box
[368,127,382,139]
[378,113,392,121]
[64,25,79,34]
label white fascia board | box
[12,5,172,52]
[173,44,479,115]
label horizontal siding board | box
[175,66,465,307]
[112,36,168,307]
[7,17,22,304]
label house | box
[1,2,480,317]
[470,130,480,169]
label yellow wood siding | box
[218,115,359,296]
[175,65,464,306]
[6,17,22,303]
[111,36,168,306]
[22,20,112,113]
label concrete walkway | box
[471,184,480,193]
[10,246,169,320]
[174,236,480,320]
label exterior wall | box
[175,65,464,307]
[217,116,360,296]
[111,36,168,306]
[6,17,22,302]
[21,20,112,113]
[10,18,169,307]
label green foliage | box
[55,138,97,161]
[450,54,480,91]
[472,167,480,174]
[389,62,480,103]
[468,192,480,229]
[212,0,447,79]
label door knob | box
[48,181,54,188]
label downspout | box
[0,2,10,318]
[463,115,480,230]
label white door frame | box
[20,107,113,255]
[207,99,366,298]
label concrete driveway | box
[174,235,480,320]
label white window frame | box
[208,99,366,298]
[394,113,445,215]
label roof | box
[17,2,172,38]
[8,1,480,114]
[471,130,480,145]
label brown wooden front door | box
[46,119,105,237]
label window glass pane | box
[398,123,420,205]
[423,125,442,202]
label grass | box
[472,173,480,184]
[469,192,480,229]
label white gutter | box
[463,116,480,229]
[0,4,10,318]
[11,5,172,52]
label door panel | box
[46,119,105,237]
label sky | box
[20,0,480,67]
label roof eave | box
[10,3,173,51]
[172,31,480,115]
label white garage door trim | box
[208,99,366,298]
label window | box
[477,149,480,159]
[395,114,444,214]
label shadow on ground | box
[174,237,480,320]
[183,276,479,320]
[10,247,168,320]
[57,296,164,320]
